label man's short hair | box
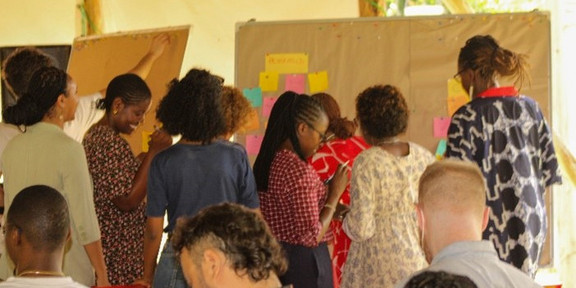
[418,159,486,215]
[404,271,478,288]
[2,47,56,98]
[171,203,287,282]
[6,185,69,251]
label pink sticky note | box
[285,74,306,94]
[433,117,451,138]
[262,97,278,118]
[245,134,264,156]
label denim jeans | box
[153,242,188,288]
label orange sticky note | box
[308,71,328,93]
[259,71,279,92]
[141,131,152,152]
[447,78,470,116]
[239,109,260,133]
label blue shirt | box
[147,141,259,232]
[394,241,542,288]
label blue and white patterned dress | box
[446,86,562,278]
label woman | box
[83,74,172,284]
[0,67,109,286]
[219,85,253,140]
[137,68,259,288]
[308,93,369,287]
[446,35,562,277]
[341,85,433,288]
[253,91,349,288]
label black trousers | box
[280,242,334,288]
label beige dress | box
[341,143,434,288]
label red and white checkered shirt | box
[260,149,332,247]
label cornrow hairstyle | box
[458,35,530,89]
[171,203,288,282]
[355,84,408,144]
[311,92,356,139]
[1,47,56,98]
[253,91,325,191]
[96,74,151,112]
[7,185,70,252]
[156,68,226,144]
[3,66,69,126]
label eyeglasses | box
[305,122,335,143]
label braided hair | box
[96,73,151,112]
[253,91,325,191]
[458,35,530,90]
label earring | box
[468,85,474,98]
[59,113,64,121]
[113,110,118,116]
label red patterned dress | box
[308,136,369,287]
[83,125,145,285]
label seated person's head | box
[172,203,287,288]
[2,47,56,100]
[219,86,252,139]
[404,271,478,288]
[416,159,489,262]
[4,185,70,271]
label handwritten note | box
[285,74,306,94]
[245,134,264,156]
[433,117,451,138]
[308,71,328,93]
[447,78,469,116]
[262,97,278,117]
[265,53,309,74]
[435,139,447,160]
[243,87,263,107]
[259,71,279,92]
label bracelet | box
[323,203,336,212]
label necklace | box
[377,137,400,145]
[17,270,65,277]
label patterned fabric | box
[341,143,434,288]
[83,125,144,285]
[309,135,369,285]
[446,87,562,277]
[260,149,331,247]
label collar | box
[431,240,497,265]
[477,86,518,98]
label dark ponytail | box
[253,92,325,191]
[3,67,68,126]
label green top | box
[0,122,101,286]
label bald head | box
[418,159,486,218]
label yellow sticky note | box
[259,71,279,92]
[141,131,152,153]
[447,78,470,116]
[265,53,309,74]
[308,71,328,93]
[239,108,260,133]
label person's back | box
[394,160,542,288]
[0,185,88,288]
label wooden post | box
[359,0,386,17]
[84,0,103,35]
[442,0,475,14]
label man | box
[171,203,289,288]
[1,185,87,287]
[395,160,541,288]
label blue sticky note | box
[435,139,447,160]
[243,87,263,107]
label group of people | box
[0,32,561,288]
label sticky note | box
[141,131,153,152]
[259,71,279,92]
[285,74,306,94]
[435,139,447,160]
[447,78,470,116]
[243,87,263,107]
[245,134,264,156]
[433,117,451,138]
[308,71,328,93]
[239,108,259,133]
[265,53,309,74]
[262,97,278,117]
